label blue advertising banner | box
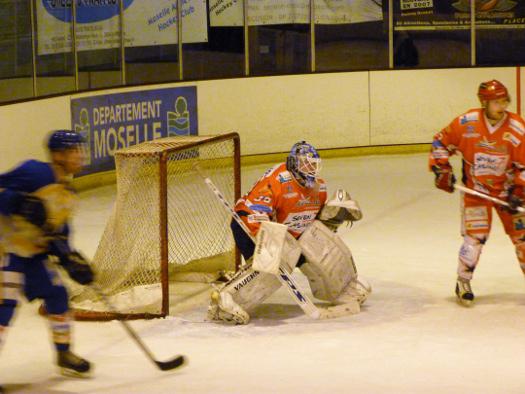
[71,86,198,175]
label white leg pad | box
[335,275,371,305]
[299,220,360,303]
[253,222,301,274]
[208,263,283,324]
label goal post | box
[69,133,241,320]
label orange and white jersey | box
[234,163,327,238]
[429,108,525,198]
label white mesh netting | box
[69,135,239,319]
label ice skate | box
[207,289,250,325]
[455,277,474,307]
[57,350,92,378]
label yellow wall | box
[0,67,520,173]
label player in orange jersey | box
[232,141,328,259]
[429,80,525,306]
[208,141,370,324]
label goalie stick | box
[454,184,525,213]
[195,166,359,319]
[90,284,186,371]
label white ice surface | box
[2,153,525,394]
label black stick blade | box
[156,355,187,371]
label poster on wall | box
[209,0,383,26]
[37,0,208,55]
[71,86,198,175]
[395,0,525,30]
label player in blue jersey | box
[0,130,94,378]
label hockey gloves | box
[13,193,47,228]
[58,251,95,285]
[505,186,523,214]
[431,165,455,193]
[49,239,94,285]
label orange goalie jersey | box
[234,163,327,238]
[429,108,525,198]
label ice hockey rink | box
[2,152,525,394]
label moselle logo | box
[452,0,517,13]
[42,0,135,24]
[74,108,92,165]
[167,96,190,136]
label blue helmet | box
[47,130,85,151]
[286,141,321,187]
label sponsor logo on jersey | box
[476,137,507,153]
[503,132,521,147]
[247,213,270,223]
[277,171,292,183]
[464,125,480,138]
[460,111,479,125]
[283,210,318,233]
[473,152,508,177]
[465,220,489,230]
[248,203,272,213]
[283,192,299,199]
[432,148,449,159]
[510,118,525,135]
[296,194,321,207]
[465,206,488,221]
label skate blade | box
[456,297,474,307]
[59,367,93,379]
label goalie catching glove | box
[317,189,362,232]
[49,239,94,285]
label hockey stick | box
[454,184,525,213]
[90,284,186,371]
[195,166,359,319]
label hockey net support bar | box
[69,133,241,320]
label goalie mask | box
[286,141,321,188]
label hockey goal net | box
[69,133,241,320]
